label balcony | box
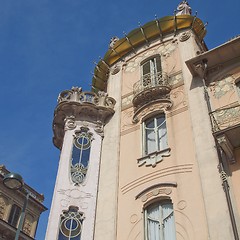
[53,87,116,149]
[210,104,240,163]
[132,72,171,113]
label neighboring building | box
[0,165,47,240]
[46,1,240,240]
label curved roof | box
[92,15,206,91]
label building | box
[46,1,240,239]
[0,165,47,240]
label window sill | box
[137,148,171,167]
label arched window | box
[145,201,176,240]
[141,55,162,88]
[71,128,93,185]
[58,206,84,240]
[143,114,168,155]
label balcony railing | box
[132,72,171,111]
[133,72,171,96]
[210,105,240,133]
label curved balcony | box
[53,87,116,149]
[132,72,171,111]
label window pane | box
[142,61,151,75]
[157,119,167,150]
[162,203,176,240]
[146,129,156,154]
[147,204,160,240]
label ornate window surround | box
[143,198,176,240]
[70,127,93,186]
[138,111,171,167]
[58,206,84,240]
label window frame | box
[8,204,21,228]
[141,55,162,88]
[142,113,168,156]
[144,200,176,240]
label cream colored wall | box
[115,35,211,239]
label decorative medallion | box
[179,31,191,42]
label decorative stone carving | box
[211,75,234,99]
[0,197,7,219]
[194,62,205,78]
[58,189,93,199]
[133,100,173,123]
[137,148,171,167]
[109,36,119,49]
[58,188,93,210]
[94,120,104,137]
[179,31,191,42]
[64,116,76,131]
[53,87,116,149]
[217,135,235,164]
[177,200,187,210]
[130,214,138,224]
[111,64,121,75]
[23,214,33,236]
[176,1,192,16]
[140,188,172,202]
[210,104,240,132]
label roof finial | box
[176,1,192,16]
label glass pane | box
[147,204,160,240]
[142,61,151,75]
[158,120,167,150]
[146,119,154,129]
[162,204,176,240]
[146,129,156,154]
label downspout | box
[200,59,239,240]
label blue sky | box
[0,0,239,239]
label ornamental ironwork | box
[210,105,240,132]
[132,72,171,111]
[58,207,84,240]
[71,128,93,185]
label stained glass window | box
[71,128,93,185]
[58,207,84,240]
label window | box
[71,128,93,185]
[145,201,176,240]
[141,56,162,88]
[58,206,84,240]
[8,204,21,228]
[143,114,168,155]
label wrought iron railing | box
[210,105,240,132]
[133,72,170,96]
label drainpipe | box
[200,59,239,240]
